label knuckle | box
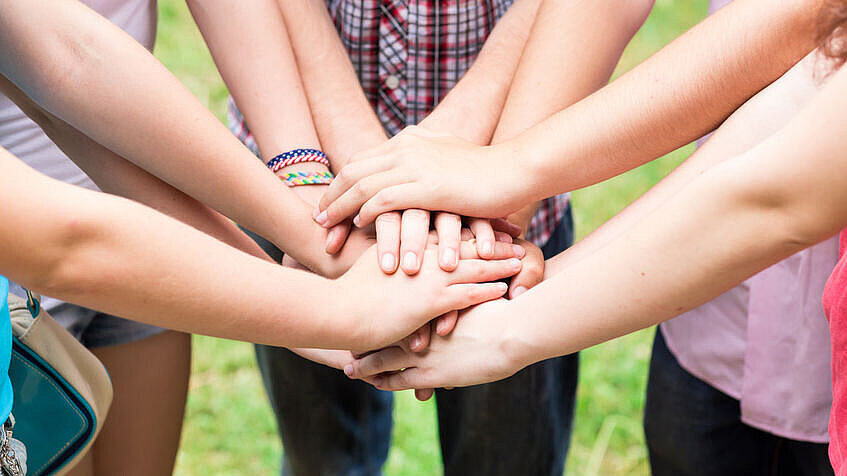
[376,212,401,226]
[374,190,394,209]
[351,180,367,199]
[405,208,429,221]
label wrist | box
[500,299,542,371]
[487,141,540,212]
[328,270,375,351]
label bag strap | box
[24,289,39,318]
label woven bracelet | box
[266,148,330,173]
[281,171,335,187]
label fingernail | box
[437,319,449,334]
[496,282,509,293]
[442,247,457,267]
[512,244,525,258]
[512,286,528,298]
[353,215,362,227]
[411,335,421,350]
[403,251,417,270]
[344,364,353,377]
[381,253,396,272]
[315,210,328,225]
[480,241,493,256]
[508,258,522,269]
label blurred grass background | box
[154,1,709,474]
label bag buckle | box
[0,418,23,476]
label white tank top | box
[0,0,157,191]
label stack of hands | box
[279,129,542,400]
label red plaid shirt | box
[228,0,569,246]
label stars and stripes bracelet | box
[280,171,335,187]
[266,148,330,173]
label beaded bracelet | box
[281,171,335,187]
[266,148,330,173]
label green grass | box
[154,1,708,474]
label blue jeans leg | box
[241,226,393,476]
[644,329,833,476]
[435,206,578,476]
[256,345,393,476]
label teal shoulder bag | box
[8,291,112,475]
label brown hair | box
[818,0,847,66]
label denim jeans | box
[248,206,578,476]
[644,329,834,476]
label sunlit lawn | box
[154,1,708,474]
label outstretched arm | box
[0,148,518,351]
[188,0,375,271]
[317,0,822,225]
[0,0,333,272]
[0,73,269,261]
[347,53,847,389]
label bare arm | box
[317,0,824,226]
[0,148,518,351]
[0,74,269,261]
[490,0,653,231]
[517,0,821,200]
[277,0,387,167]
[187,0,320,159]
[560,51,823,264]
[188,0,374,269]
[416,0,542,145]
[349,56,847,389]
[0,0,331,271]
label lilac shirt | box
[661,0,836,442]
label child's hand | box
[336,244,521,352]
[313,126,531,229]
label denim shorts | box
[7,282,165,349]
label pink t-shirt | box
[823,231,847,474]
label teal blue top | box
[0,276,13,421]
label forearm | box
[279,0,386,167]
[510,61,847,366]
[491,0,653,230]
[0,154,355,349]
[511,158,824,366]
[418,0,542,144]
[0,74,270,261]
[513,0,821,202]
[560,51,822,265]
[188,0,321,159]
[0,0,321,265]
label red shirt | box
[823,230,847,473]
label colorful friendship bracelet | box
[281,171,335,187]
[266,148,330,173]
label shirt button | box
[385,74,400,90]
